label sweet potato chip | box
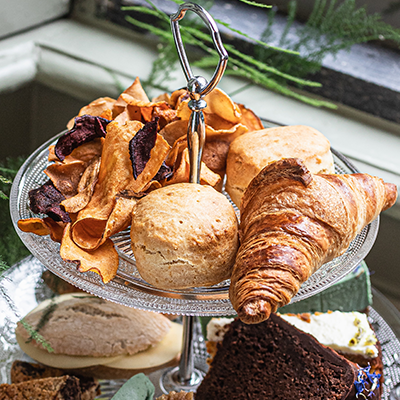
[55,115,110,161]
[48,145,58,162]
[43,217,67,243]
[176,88,241,124]
[66,97,116,130]
[202,140,231,173]
[121,93,174,125]
[237,103,264,132]
[103,195,138,241]
[72,120,143,250]
[18,218,51,236]
[160,119,188,146]
[61,157,101,214]
[29,180,71,223]
[61,223,119,284]
[113,77,149,116]
[152,92,171,104]
[165,147,221,188]
[205,122,248,141]
[44,160,86,198]
[18,217,66,242]
[67,138,104,164]
[170,89,189,109]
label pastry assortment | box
[17,77,260,285]
[16,77,397,322]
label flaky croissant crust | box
[230,158,397,324]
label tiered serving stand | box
[8,2,396,398]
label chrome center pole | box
[162,1,228,391]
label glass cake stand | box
[9,123,380,395]
[8,3,380,394]
[2,256,400,400]
[9,131,380,314]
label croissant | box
[229,158,397,324]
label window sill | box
[0,19,399,218]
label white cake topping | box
[207,317,234,342]
[280,311,378,358]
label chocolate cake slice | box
[196,313,381,400]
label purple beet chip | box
[55,115,111,161]
[129,118,172,181]
[29,180,71,222]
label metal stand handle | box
[170,2,228,185]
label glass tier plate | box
[9,131,379,316]
[1,256,399,399]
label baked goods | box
[230,158,397,324]
[280,311,383,381]
[15,293,182,379]
[10,361,100,400]
[279,261,372,314]
[225,125,335,206]
[157,391,194,399]
[130,183,239,289]
[17,78,259,284]
[0,375,81,400]
[197,313,382,400]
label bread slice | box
[10,361,100,400]
[0,375,81,400]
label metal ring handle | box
[170,2,228,98]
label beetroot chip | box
[154,162,173,181]
[29,180,71,223]
[55,115,111,161]
[129,118,172,181]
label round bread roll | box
[226,125,335,207]
[131,183,239,289]
[15,294,182,379]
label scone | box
[130,183,239,289]
[225,125,334,206]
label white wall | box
[0,0,70,39]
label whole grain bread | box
[15,294,172,357]
[0,375,81,400]
[11,361,100,400]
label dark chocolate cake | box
[196,313,381,400]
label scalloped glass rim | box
[10,132,379,316]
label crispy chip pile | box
[18,77,263,284]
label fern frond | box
[238,0,272,8]
[20,319,54,353]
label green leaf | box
[238,0,272,8]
